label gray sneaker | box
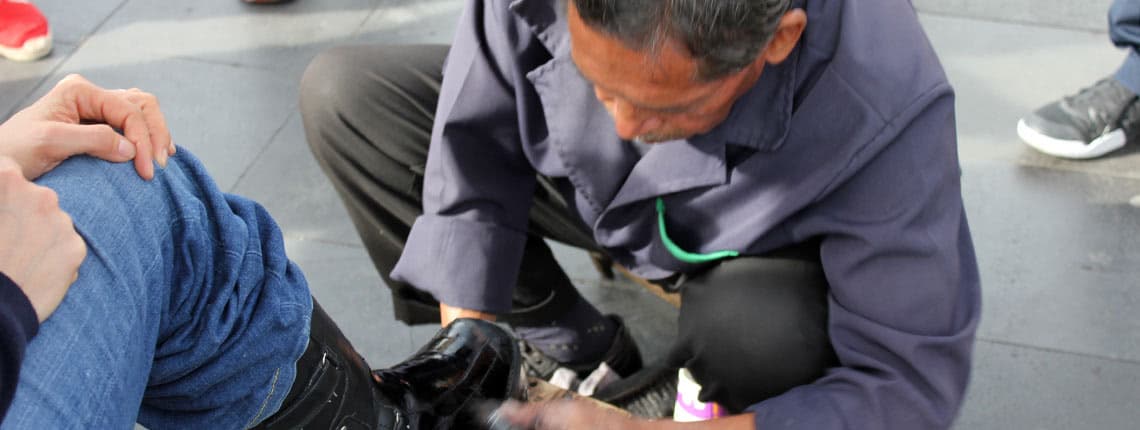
[1017,77,1140,159]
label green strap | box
[656,197,739,264]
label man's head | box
[567,0,806,142]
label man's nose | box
[610,99,661,141]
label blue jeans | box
[0,151,311,429]
[1111,0,1140,94]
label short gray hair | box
[572,0,792,80]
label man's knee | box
[300,45,446,167]
[672,256,837,411]
[299,44,445,126]
[299,46,366,124]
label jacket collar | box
[509,0,569,56]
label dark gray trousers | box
[299,44,837,412]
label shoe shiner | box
[301,0,981,428]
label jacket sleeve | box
[0,272,39,421]
[749,90,981,429]
[390,0,543,313]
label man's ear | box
[760,9,807,65]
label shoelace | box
[1060,79,1138,137]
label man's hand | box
[0,157,85,323]
[0,74,175,181]
[495,399,758,430]
[495,399,644,430]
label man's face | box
[567,2,764,143]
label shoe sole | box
[507,338,528,401]
[1017,119,1126,160]
[0,33,51,62]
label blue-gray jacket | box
[391,0,981,428]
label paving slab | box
[0,42,76,118]
[230,113,364,246]
[35,0,126,45]
[24,56,299,191]
[920,14,1140,179]
[354,0,463,45]
[954,340,1140,430]
[292,246,426,366]
[914,0,1114,33]
[964,161,1140,361]
[66,0,379,80]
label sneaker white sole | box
[1017,119,1127,160]
[0,33,52,62]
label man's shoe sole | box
[1017,119,1126,160]
[0,33,51,62]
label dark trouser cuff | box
[1115,51,1140,96]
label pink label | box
[675,392,724,419]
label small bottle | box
[673,368,727,422]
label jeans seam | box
[244,367,283,429]
[243,298,308,428]
[240,263,305,428]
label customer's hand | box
[0,157,86,323]
[0,74,175,181]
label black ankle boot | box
[372,318,526,429]
[253,301,405,429]
[254,304,523,430]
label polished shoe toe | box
[373,318,524,428]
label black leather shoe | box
[372,318,526,429]
[254,305,523,430]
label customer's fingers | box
[119,88,173,166]
[46,123,138,164]
[52,75,156,179]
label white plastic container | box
[673,368,727,421]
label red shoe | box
[0,0,51,62]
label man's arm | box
[741,89,979,429]
[0,272,39,422]
[390,0,549,323]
